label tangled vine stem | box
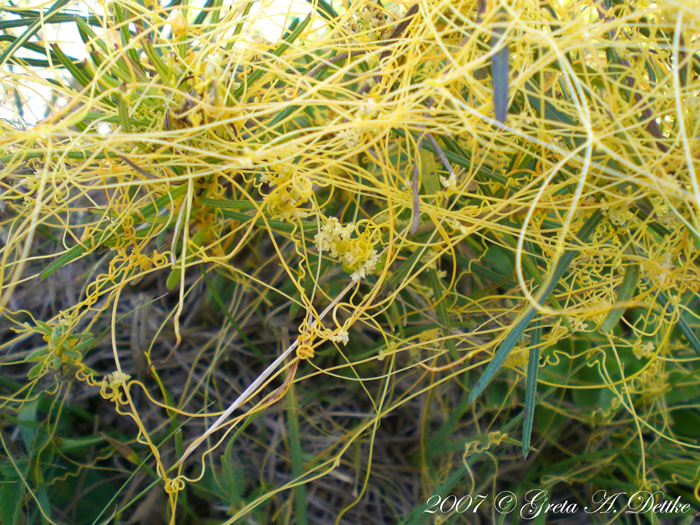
[1,0,700,522]
[176,279,357,466]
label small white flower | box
[440,173,457,190]
[357,98,379,119]
[337,127,361,149]
[314,217,355,253]
[350,250,379,281]
[106,371,131,388]
[330,329,349,345]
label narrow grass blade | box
[491,14,509,123]
[286,383,308,525]
[113,3,143,71]
[74,15,108,55]
[50,43,90,86]
[392,128,507,184]
[0,10,103,31]
[232,15,311,100]
[41,185,189,279]
[40,245,85,280]
[305,0,338,20]
[140,33,170,84]
[212,207,317,232]
[655,287,700,358]
[600,261,640,332]
[201,268,264,359]
[198,198,256,210]
[0,35,77,63]
[425,388,471,453]
[193,0,222,26]
[522,322,541,458]
[385,248,424,289]
[468,305,538,405]
[428,268,459,360]
[0,0,71,67]
[118,94,132,132]
[399,464,469,523]
[419,147,440,195]
[468,211,603,405]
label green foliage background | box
[1,0,699,523]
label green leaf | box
[74,15,108,54]
[0,34,77,64]
[113,3,143,70]
[41,184,189,280]
[0,0,71,67]
[304,0,338,20]
[600,261,640,333]
[655,287,700,358]
[428,269,458,359]
[215,208,317,232]
[393,128,506,184]
[202,269,263,359]
[118,94,132,133]
[221,432,242,502]
[40,244,85,280]
[140,32,170,84]
[385,246,427,290]
[50,43,90,86]
[419,148,440,196]
[0,478,24,525]
[193,0,223,25]
[166,268,181,291]
[27,363,45,380]
[522,322,541,458]
[468,210,603,405]
[53,435,105,453]
[24,348,48,363]
[199,198,257,210]
[287,384,308,525]
[18,399,39,453]
[491,10,509,123]
[232,15,311,100]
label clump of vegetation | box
[1,0,699,522]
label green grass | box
[1,0,700,523]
